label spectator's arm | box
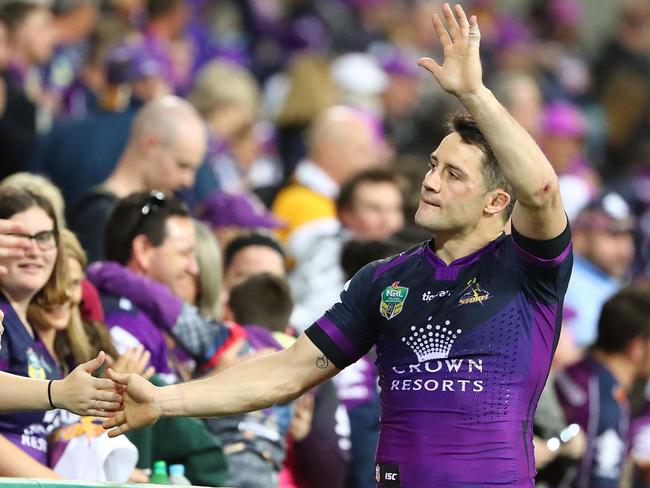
[0,434,61,478]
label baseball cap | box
[105,43,165,85]
[574,192,635,233]
[198,191,285,230]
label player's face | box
[340,182,404,240]
[144,216,199,299]
[415,133,489,234]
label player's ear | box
[484,189,510,217]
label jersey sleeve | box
[305,262,379,369]
[510,221,573,301]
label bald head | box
[309,106,379,185]
[127,96,207,193]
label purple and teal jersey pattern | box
[0,294,63,463]
[555,356,629,488]
[306,225,572,487]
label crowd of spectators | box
[0,0,649,486]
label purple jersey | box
[0,294,63,463]
[555,356,628,488]
[306,225,572,487]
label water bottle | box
[169,464,192,485]
[150,460,170,485]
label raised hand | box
[102,369,162,437]
[0,219,31,275]
[53,351,124,417]
[417,3,484,98]
[110,346,156,380]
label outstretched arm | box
[418,3,566,240]
[0,352,122,416]
[104,333,338,437]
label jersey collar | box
[424,233,507,281]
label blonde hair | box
[0,172,66,227]
[188,60,259,118]
[58,230,95,366]
[29,230,95,370]
[276,53,338,127]
[194,221,223,320]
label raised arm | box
[418,3,566,240]
[104,333,338,437]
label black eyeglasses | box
[4,230,58,251]
[127,191,168,242]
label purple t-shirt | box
[306,226,572,487]
[0,295,63,464]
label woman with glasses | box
[0,187,122,479]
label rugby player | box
[103,4,571,486]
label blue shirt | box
[306,226,572,487]
[0,294,63,464]
[564,256,621,347]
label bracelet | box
[47,380,57,409]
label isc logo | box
[385,473,397,480]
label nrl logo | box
[458,277,491,306]
[380,281,409,320]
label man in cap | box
[563,192,635,348]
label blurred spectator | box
[46,0,101,112]
[330,52,387,117]
[180,220,223,321]
[490,70,543,141]
[1,172,66,227]
[142,0,192,92]
[0,187,66,478]
[272,105,380,244]
[27,228,140,482]
[189,60,281,193]
[290,168,405,330]
[594,0,650,176]
[555,285,650,487]
[564,193,635,349]
[29,40,174,210]
[269,52,338,175]
[541,101,599,221]
[87,192,233,375]
[223,232,286,291]
[197,190,285,251]
[208,273,297,488]
[0,2,56,178]
[68,95,208,261]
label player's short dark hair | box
[146,0,182,19]
[336,168,403,214]
[446,113,516,218]
[0,1,43,32]
[594,285,650,353]
[228,272,293,332]
[224,232,285,272]
[104,191,190,265]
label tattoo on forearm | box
[315,356,329,369]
